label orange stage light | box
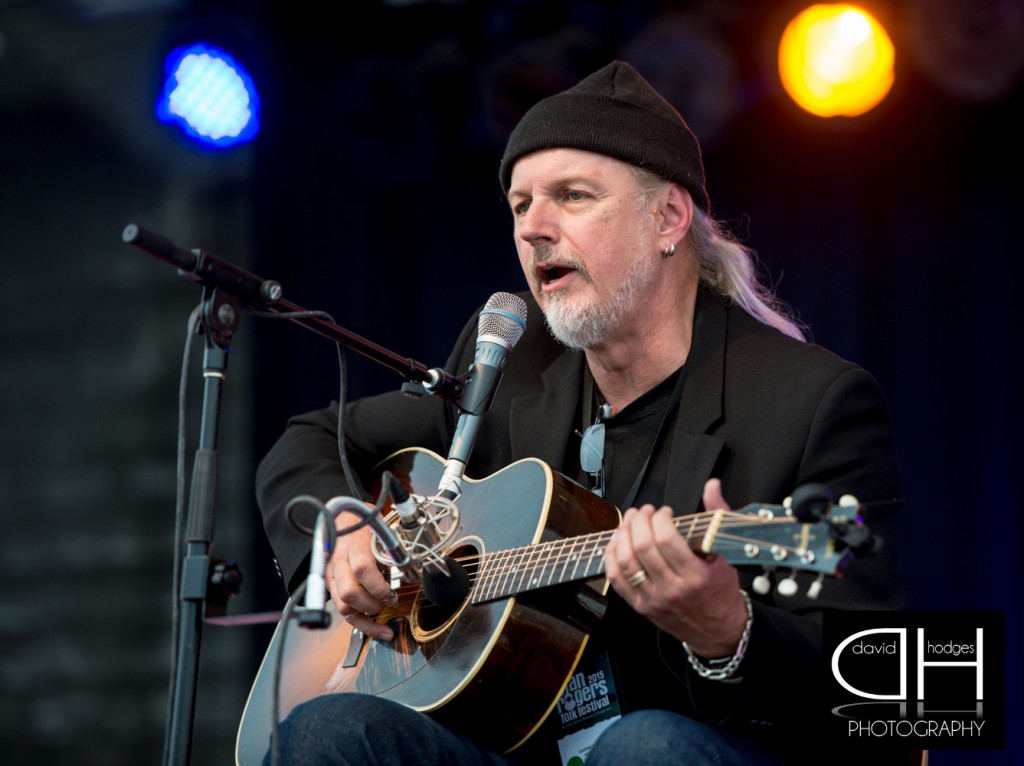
[779,4,895,117]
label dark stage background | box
[0,1,1019,764]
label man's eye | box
[513,200,531,215]
[565,190,588,202]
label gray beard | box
[541,247,658,351]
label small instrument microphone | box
[298,510,335,628]
[385,474,469,608]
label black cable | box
[333,343,371,501]
[269,580,306,766]
[160,303,367,763]
[246,305,382,765]
[243,308,335,322]
[284,484,389,539]
[244,305,369,502]
[161,304,203,766]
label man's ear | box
[658,183,695,244]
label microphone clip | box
[371,474,462,582]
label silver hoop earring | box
[662,242,676,258]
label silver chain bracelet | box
[682,590,753,681]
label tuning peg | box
[753,570,772,595]
[776,572,799,597]
[807,574,825,600]
[788,483,833,522]
[838,493,859,508]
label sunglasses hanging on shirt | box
[579,403,613,498]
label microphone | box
[386,474,470,608]
[437,292,527,499]
[382,469,466,606]
[389,475,442,576]
[299,509,335,628]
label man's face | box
[507,148,660,350]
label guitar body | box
[236,448,621,764]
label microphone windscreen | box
[478,292,527,349]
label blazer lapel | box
[664,290,728,514]
[508,348,585,470]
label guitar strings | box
[463,531,808,585]
[383,510,819,604]
[462,534,805,594]
[433,512,802,580]
[461,510,798,570]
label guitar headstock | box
[701,485,876,600]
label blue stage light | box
[157,43,260,148]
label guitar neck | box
[469,508,759,604]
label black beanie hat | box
[499,61,709,212]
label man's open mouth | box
[537,263,577,287]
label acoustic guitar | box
[236,447,865,764]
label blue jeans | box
[263,694,783,766]
[263,694,514,766]
[587,709,783,766]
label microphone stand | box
[123,223,470,766]
[166,285,239,766]
[123,223,467,404]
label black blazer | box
[256,287,903,756]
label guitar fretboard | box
[471,529,609,604]
[469,509,788,604]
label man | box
[256,62,902,765]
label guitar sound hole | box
[415,542,479,632]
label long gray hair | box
[632,166,805,341]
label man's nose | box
[518,200,558,247]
